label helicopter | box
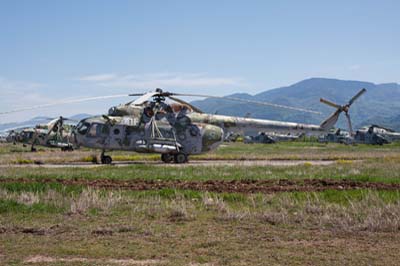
[244,132,304,144]
[3,117,77,151]
[1,88,366,163]
[353,125,400,145]
[69,88,366,164]
[318,128,353,144]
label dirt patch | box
[24,255,164,265]
[1,177,400,193]
[0,224,75,236]
[92,228,114,236]
[0,159,339,168]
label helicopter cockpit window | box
[77,122,90,135]
[87,124,98,137]
[25,132,34,139]
[87,123,109,137]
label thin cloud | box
[0,77,48,106]
[0,76,43,96]
[78,72,245,88]
[79,73,118,82]
[348,65,361,71]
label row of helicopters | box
[2,117,75,152]
[1,87,383,164]
[318,125,400,145]
[235,125,400,145]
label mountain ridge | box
[2,78,400,132]
[192,77,400,131]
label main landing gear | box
[100,150,113,164]
[61,146,74,152]
[161,152,188,164]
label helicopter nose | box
[201,125,224,152]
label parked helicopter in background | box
[353,125,400,145]
[319,124,400,145]
[318,128,353,144]
[3,117,77,151]
[244,132,303,144]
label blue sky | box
[0,0,399,122]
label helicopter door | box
[109,125,126,148]
[86,123,109,146]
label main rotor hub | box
[153,94,166,103]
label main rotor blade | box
[320,98,341,109]
[172,93,322,115]
[0,125,32,133]
[168,96,204,113]
[131,92,158,105]
[0,94,130,115]
[348,88,367,106]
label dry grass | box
[167,200,194,221]
[1,187,399,232]
[1,188,400,265]
[69,188,122,214]
[196,191,400,232]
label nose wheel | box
[100,151,112,164]
[161,153,173,163]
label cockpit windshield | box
[76,122,90,135]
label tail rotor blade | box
[348,88,367,106]
[345,112,353,136]
[320,98,341,109]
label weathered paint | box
[188,113,325,136]
[73,100,342,156]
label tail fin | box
[319,88,366,134]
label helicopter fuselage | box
[73,106,328,156]
[74,114,224,155]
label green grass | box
[1,142,400,265]
[0,199,62,214]
[0,182,84,194]
[2,142,400,164]
[1,157,400,184]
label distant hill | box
[2,78,400,133]
[192,78,400,131]
[0,113,92,132]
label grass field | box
[1,142,400,265]
[2,141,400,164]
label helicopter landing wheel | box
[161,153,173,163]
[100,153,112,164]
[174,153,188,164]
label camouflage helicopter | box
[318,128,353,144]
[353,125,400,145]
[4,117,77,151]
[69,88,366,164]
[244,132,304,144]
